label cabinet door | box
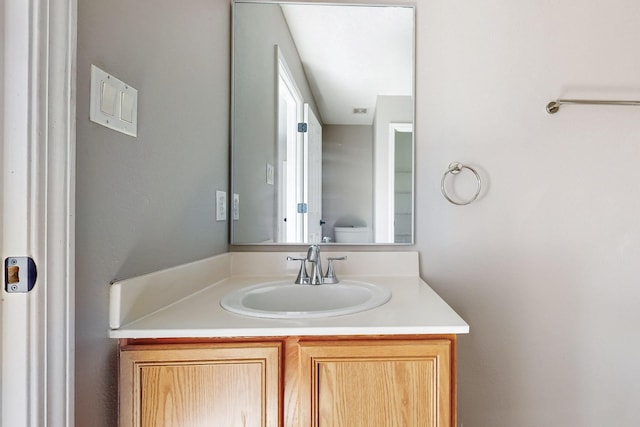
[297,339,452,427]
[120,342,281,427]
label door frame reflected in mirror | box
[276,46,304,243]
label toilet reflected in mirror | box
[334,226,372,244]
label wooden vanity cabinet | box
[118,341,282,427]
[290,338,453,427]
[119,335,456,427]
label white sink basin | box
[220,280,391,319]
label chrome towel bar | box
[546,98,640,114]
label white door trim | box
[277,47,304,243]
[2,0,76,425]
[303,103,322,243]
[387,122,413,243]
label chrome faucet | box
[304,245,347,285]
[306,244,324,285]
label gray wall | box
[322,125,373,241]
[76,0,640,425]
[418,1,640,425]
[75,0,229,424]
[232,2,319,243]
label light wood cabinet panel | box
[120,335,456,427]
[296,339,452,427]
[119,342,281,427]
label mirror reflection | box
[232,1,414,244]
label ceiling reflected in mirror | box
[280,4,413,125]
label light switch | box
[120,91,135,123]
[100,81,117,116]
[266,163,274,185]
[90,65,138,137]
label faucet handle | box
[287,256,309,284]
[323,256,347,284]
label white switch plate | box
[233,193,239,220]
[216,191,227,221]
[90,64,138,137]
[266,163,274,185]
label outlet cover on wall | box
[233,193,239,220]
[216,190,227,221]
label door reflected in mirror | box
[232,1,414,245]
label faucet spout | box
[306,244,324,285]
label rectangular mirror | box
[231,0,415,245]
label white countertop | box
[109,252,469,339]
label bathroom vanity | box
[119,335,454,426]
[110,252,469,426]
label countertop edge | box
[109,325,470,339]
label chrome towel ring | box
[441,162,481,206]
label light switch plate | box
[266,163,274,185]
[216,191,227,221]
[90,64,138,137]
